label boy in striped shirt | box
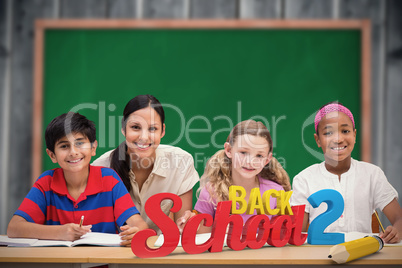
[7,112,147,246]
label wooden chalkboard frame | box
[32,19,371,182]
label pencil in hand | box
[374,210,385,233]
[79,215,84,228]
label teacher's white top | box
[92,145,200,234]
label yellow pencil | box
[328,235,384,264]
[374,210,385,233]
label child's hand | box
[380,225,401,243]
[60,223,92,241]
[119,225,140,247]
[176,210,196,233]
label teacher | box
[92,95,199,234]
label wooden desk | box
[0,246,99,268]
[1,244,401,268]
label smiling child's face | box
[314,111,356,164]
[225,134,272,181]
[46,132,97,175]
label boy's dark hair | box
[45,112,96,153]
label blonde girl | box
[177,120,291,233]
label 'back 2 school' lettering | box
[131,186,307,258]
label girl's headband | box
[314,103,355,132]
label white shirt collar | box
[319,158,356,179]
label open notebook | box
[0,232,122,247]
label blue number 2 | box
[307,189,345,245]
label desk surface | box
[1,244,401,266]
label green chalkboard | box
[38,22,367,204]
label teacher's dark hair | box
[110,95,165,192]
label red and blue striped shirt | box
[15,165,139,234]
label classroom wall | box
[0,0,401,234]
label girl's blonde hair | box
[200,120,291,205]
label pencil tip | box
[328,255,332,258]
